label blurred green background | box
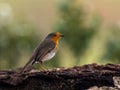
[0,0,120,70]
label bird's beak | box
[60,34,64,37]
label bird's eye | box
[53,34,57,37]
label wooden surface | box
[0,64,120,90]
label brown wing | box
[21,39,55,73]
[34,40,55,63]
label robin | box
[21,32,64,73]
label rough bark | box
[0,63,120,90]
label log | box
[0,63,120,90]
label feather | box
[20,39,55,73]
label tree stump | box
[0,63,120,90]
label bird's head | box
[47,32,64,44]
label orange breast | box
[51,37,60,52]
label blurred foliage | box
[0,19,39,69]
[0,0,120,69]
[56,0,102,57]
[102,25,120,63]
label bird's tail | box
[20,58,35,74]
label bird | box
[21,32,64,73]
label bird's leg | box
[39,61,48,71]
